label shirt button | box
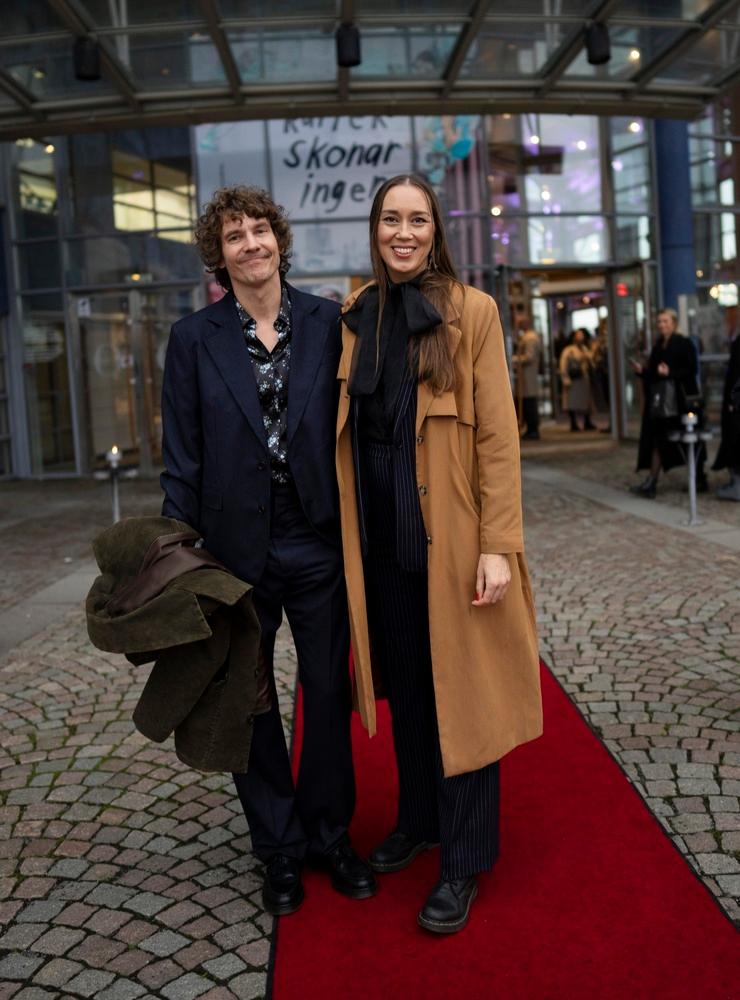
[416,435,424,444]
[418,484,427,496]
[257,504,265,514]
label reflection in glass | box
[229,30,336,84]
[66,234,200,287]
[487,114,602,217]
[656,26,740,84]
[21,294,75,473]
[78,0,201,25]
[220,0,334,15]
[111,148,195,239]
[13,140,58,239]
[693,211,740,281]
[6,3,66,34]
[5,38,117,98]
[119,32,226,88]
[17,242,62,292]
[566,24,683,80]
[353,27,460,79]
[462,22,568,77]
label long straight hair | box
[368,174,461,394]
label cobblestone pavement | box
[521,429,740,527]
[0,479,162,615]
[0,466,738,998]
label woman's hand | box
[472,553,511,607]
[657,361,670,376]
[629,358,643,374]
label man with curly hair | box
[160,185,376,916]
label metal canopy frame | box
[0,0,738,140]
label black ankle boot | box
[630,476,657,499]
[418,877,478,934]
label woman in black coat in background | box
[712,332,740,500]
[630,307,699,498]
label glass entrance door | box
[609,263,655,439]
[71,286,197,474]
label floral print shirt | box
[235,286,292,484]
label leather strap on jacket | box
[106,530,228,616]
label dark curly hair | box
[194,185,292,290]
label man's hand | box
[657,361,670,376]
[472,553,511,607]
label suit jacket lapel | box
[287,285,327,444]
[203,293,268,452]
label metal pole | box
[686,436,699,526]
[681,411,702,527]
[107,444,122,523]
[111,466,121,524]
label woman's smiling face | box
[376,183,434,283]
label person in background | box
[559,329,595,431]
[629,307,699,499]
[590,320,611,433]
[336,174,542,935]
[712,325,740,501]
[513,318,542,440]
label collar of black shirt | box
[235,284,291,339]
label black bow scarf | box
[343,278,442,435]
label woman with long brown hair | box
[336,175,542,933]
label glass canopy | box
[0,0,738,139]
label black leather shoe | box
[262,854,304,916]
[369,830,433,873]
[417,877,478,934]
[318,842,377,899]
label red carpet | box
[272,663,739,999]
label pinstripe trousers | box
[361,440,500,881]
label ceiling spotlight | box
[44,143,55,154]
[529,134,540,145]
[541,189,551,201]
[32,67,46,80]
[612,158,623,171]
[585,22,610,65]
[628,120,642,133]
[73,35,101,81]
[576,139,587,151]
[502,113,512,120]
[491,205,502,216]
[336,22,361,68]
[628,48,641,63]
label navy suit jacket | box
[160,284,343,585]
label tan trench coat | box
[336,282,543,777]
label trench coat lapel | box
[204,293,268,452]
[336,324,356,440]
[416,319,463,434]
[287,285,326,444]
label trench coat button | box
[257,504,265,514]
[416,435,424,445]
[257,461,266,471]
[418,484,427,496]
[427,535,432,544]
[254,668,260,677]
